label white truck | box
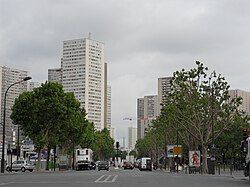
[138,157,152,171]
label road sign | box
[173,147,182,155]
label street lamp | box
[1,76,32,173]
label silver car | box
[7,160,35,172]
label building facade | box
[128,126,137,151]
[48,68,62,84]
[158,77,172,115]
[228,89,250,115]
[61,37,106,130]
[137,95,158,139]
[106,85,111,131]
[0,67,30,148]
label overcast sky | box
[1,0,250,146]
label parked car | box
[98,161,109,171]
[123,162,134,170]
[6,160,35,172]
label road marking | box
[104,175,112,182]
[95,175,106,182]
[111,175,118,182]
[95,175,118,183]
[0,182,16,186]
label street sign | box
[173,147,182,155]
[167,145,182,157]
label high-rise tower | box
[0,67,30,145]
[61,38,105,130]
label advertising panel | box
[189,150,201,167]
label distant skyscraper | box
[61,37,106,130]
[228,89,250,115]
[128,126,137,151]
[137,95,158,139]
[110,127,116,143]
[29,82,41,91]
[158,77,172,115]
[0,66,30,145]
[48,68,62,84]
[137,98,144,140]
[106,85,111,131]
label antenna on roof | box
[88,32,91,39]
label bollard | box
[218,163,220,175]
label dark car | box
[76,160,90,170]
[98,161,109,171]
[123,162,134,170]
[89,162,96,170]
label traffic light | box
[243,128,248,141]
[116,141,120,149]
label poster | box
[189,151,200,167]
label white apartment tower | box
[61,38,105,130]
[137,95,158,139]
[110,127,116,144]
[106,85,111,131]
[29,82,41,91]
[228,89,250,115]
[48,68,62,84]
[128,126,137,151]
[158,77,172,115]
[0,67,30,145]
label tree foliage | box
[136,61,245,173]
[11,82,94,169]
[91,128,114,160]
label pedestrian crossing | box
[95,175,118,183]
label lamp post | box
[17,124,20,160]
[1,76,32,173]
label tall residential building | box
[137,95,158,139]
[228,89,250,115]
[137,98,144,140]
[0,67,30,146]
[48,68,62,84]
[128,126,137,151]
[110,127,116,143]
[158,77,172,115]
[61,37,106,130]
[29,82,41,91]
[106,85,111,131]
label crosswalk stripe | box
[95,175,118,183]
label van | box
[139,157,152,171]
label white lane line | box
[111,175,118,182]
[95,175,106,182]
[95,175,118,183]
[104,175,112,182]
[0,182,16,186]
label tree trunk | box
[202,145,208,174]
[46,146,51,170]
[36,147,41,171]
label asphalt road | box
[0,167,250,187]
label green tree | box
[161,61,242,173]
[11,82,91,170]
[216,115,250,164]
[92,128,114,160]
